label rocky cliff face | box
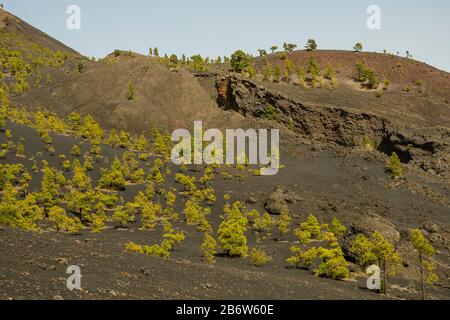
[216,75,450,177]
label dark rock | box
[423,223,440,234]
[347,262,358,273]
[429,233,447,245]
[264,186,291,215]
[353,212,400,244]
[139,268,151,276]
[246,194,258,204]
[215,74,450,178]
[37,263,56,271]
[201,283,213,290]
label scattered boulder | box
[429,232,447,245]
[264,186,298,215]
[139,267,151,276]
[343,211,401,262]
[37,262,56,271]
[355,212,401,244]
[245,193,258,204]
[423,223,440,234]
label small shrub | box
[263,104,278,120]
[249,248,271,266]
[387,152,403,177]
[71,145,81,157]
[112,206,135,228]
[127,81,136,100]
[218,202,248,257]
[201,233,217,264]
[316,247,349,280]
[48,206,83,234]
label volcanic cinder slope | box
[0,9,449,300]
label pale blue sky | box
[3,0,450,71]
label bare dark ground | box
[1,123,449,300]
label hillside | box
[0,9,78,55]
[0,9,449,301]
[14,53,245,133]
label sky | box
[3,0,450,71]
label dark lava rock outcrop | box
[216,75,450,177]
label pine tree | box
[276,210,292,241]
[299,214,322,239]
[355,61,366,82]
[283,42,298,52]
[372,231,401,295]
[48,206,83,234]
[273,66,281,83]
[353,42,363,52]
[0,183,43,231]
[305,39,317,51]
[199,166,215,188]
[217,202,248,257]
[411,229,438,300]
[330,217,346,238]
[83,152,94,171]
[133,134,148,152]
[230,50,251,73]
[363,68,379,89]
[253,212,275,238]
[284,59,295,83]
[351,234,378,268]
[258,49,267,57]
[175,173,197,194]
[263,64,273,81]
[288,215,349,279]
[39,164,59,214]
[106,129,120,148]
[119,130,131,148]
[249,248,271,266]
[71,159,91,191]
[184,199,204,225]
[287,227,318,269]
[66,189,95,221]
[149,159,165,184]
[141,201,161,230]
[307,56,321,80]
[324,64,335,80]
[80,115,104,141]
[388,152,403,177]
[201,233,217,264]
[112,205,135,228]
[127,81,136,100]
[98,157,126,191]
[296,67,306,87]
[316,247,349,279]
[91,203,107,233]
[16,137,25,156]
[161,220,185,251]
